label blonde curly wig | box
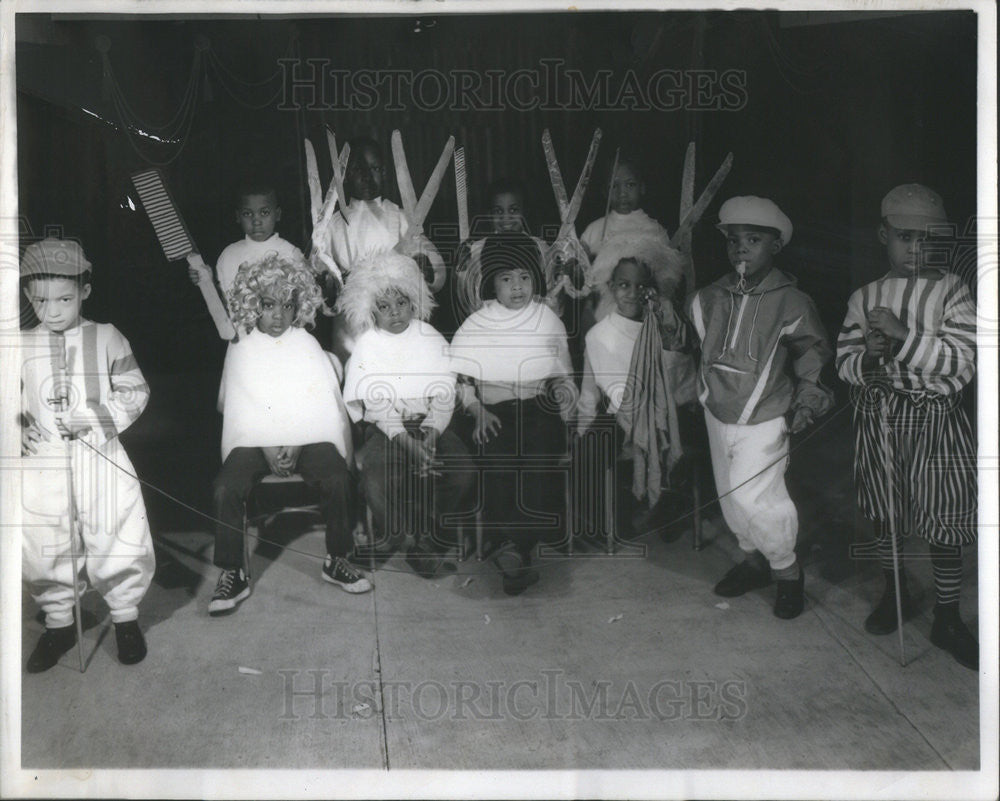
[228,252,323,333]
[335,251,435,335]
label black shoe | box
[713,560,771,597]
[492,545,540,596]
[773,571,805,619]
[930,606,979,670]
[406,542,442,579]
[208,568,251,616]
[322,555,373,594]
[115,620,147,665]
[26,625,77,674]
[864,571,916,635]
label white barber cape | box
[219,326,352,463]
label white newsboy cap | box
[715,196,793,246]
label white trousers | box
[21,437,155,628]
[704,410,798,570]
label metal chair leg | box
[605,466,615,555]
[475,509,484,561]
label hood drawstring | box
[746,294,764,362]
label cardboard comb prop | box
[130,169,236,340]
[390,129,455,294]
[304,129,350,286]
[542,128,602,300]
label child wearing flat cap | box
[836,184,978,670]
[20,238,155,671]
[685,197,833,620]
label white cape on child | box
[219,327,352,462]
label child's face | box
[724,225,781,280]
[491,192,525,233]
[373,289,415,334]
[493,268,534,310]
[24,277,90,333]
[879,223,929,276]
[256,291,296,337]
[346,146,384,201]
[237,194,280,242]
[610,164,644,215]
[610,259,652,321]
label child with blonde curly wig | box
[209,254,371,616]
[339,252,475,578]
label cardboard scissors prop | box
[391,129,455,294]
[542,127,602,301]
[305,128,350,287]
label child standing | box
[450,232,576,595]
[189,183,305,323]
[339,252,475,577]
[836,184,978,670]
[577,239,696,538]
[20,238,154,671]
[687,197,833,619]
[209,253,370,616]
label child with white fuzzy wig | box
[338,252,475,578]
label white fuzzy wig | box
[336,250,436,335]
[590,233,691,321]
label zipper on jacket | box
[727,294,750,352]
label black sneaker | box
[406,542,443,580]
[713,560,771,597]
[492,546,540,596]
[26,625,77,674]
[864,572,916,635]
[114,620,147,665]
[208,568,251,616]
[930,606,978,670]
[322,555,373,593]
[773,571,805,620]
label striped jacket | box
[21,320,149,447]
[836,270,976,395]
[687,268,833,426]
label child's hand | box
[868,307,909,341]
[787,406,814,435]
[188,262,211,286]
[276,446,301,475]
[21,419,49,455]
[472,408,502,445]
[864,328,890,358]
[262,446,291,477]
[54,417,92,441]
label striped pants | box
[852,387,977,546]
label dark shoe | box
[322,555,373,594]
[26,625,77,673]
[492,545,540,596]
[930,606,978,670]
[864,571,916,635]
[773,571,805,620]
[115,620,147,665]
[406,542,442,580]
[714,560,771,597]
[208,568,251,616]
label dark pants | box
[475,398,570,558]
[212,443,352,570]
[358,425,476,550]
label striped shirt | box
[21,320,150,446]
[836,271,976,395]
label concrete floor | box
[16,405,984,778]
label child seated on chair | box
[338,252,475,578]
[209,253,371,616]
[576,236,697,541]
[450,232,576,595]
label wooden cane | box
[880,387,907,667]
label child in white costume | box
[208,253,369,616]
[20,238,154,672]
[339,252,475,576]
[450,232,576,595]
